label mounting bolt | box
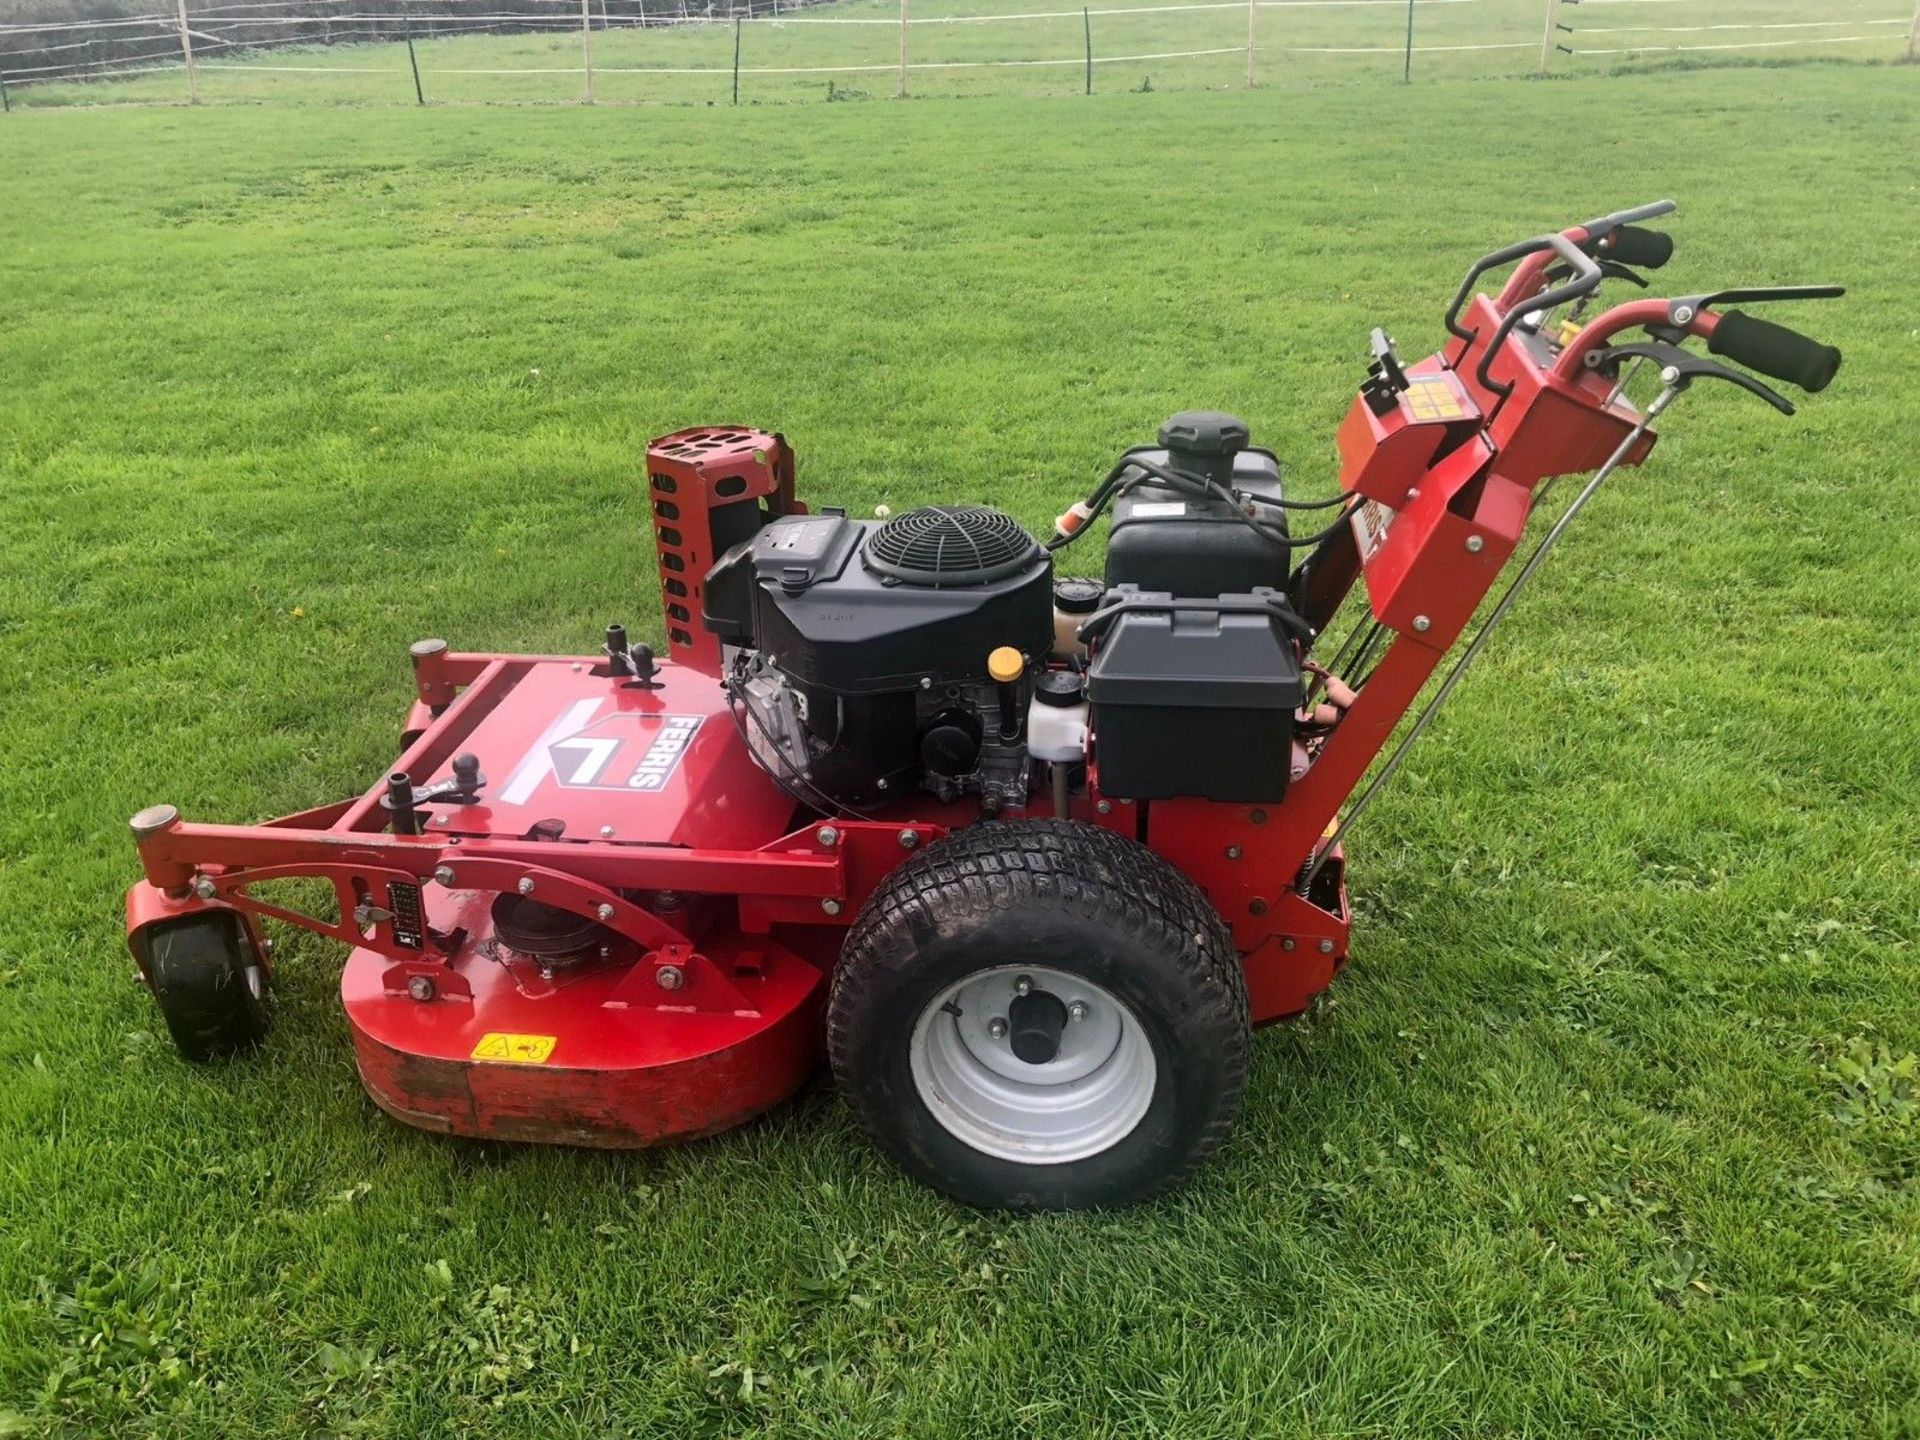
[987,1017,1008,1040]
[1412,615,1432,633]
[820,898,843,917]
[1249,898,1269,916]
[1014,974,1033,997]
[191,876,217,900]
[1067,1000,1090,1023]
[1282,937,1297,951]
[656,965,685,991]
[919,677,933,691]
[1096,800,1113,815]
[433,865,456,887]
[1673,304,1695,325]
[406,975,436,1003]
[596,903,615,922]
[1318,939,1335,955]
[600,824,615,839]
[817,826,840,848]
[1226,845,1243,861]
[897,829,919,850]
[1465,535,1485,553]
[1660,365,1682,386]
[518,877,536,895]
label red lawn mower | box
[123,201,1842,1209]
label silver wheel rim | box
[908,964,1156,1165]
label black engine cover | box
[705,510,1054,694]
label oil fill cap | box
[988,646,1026,684]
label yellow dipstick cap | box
[987,647,1025,683]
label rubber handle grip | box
[1602,225,1674,270]
[1709,309,1843,393]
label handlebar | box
[1595,225,1673,271]
[1708,310,1842,393]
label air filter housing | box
[864,505,1042,587]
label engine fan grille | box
[863,505,1041,587]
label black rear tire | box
[828,819,1249,1211]
[138,912,272,1062]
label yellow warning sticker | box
[469,1032,557,1064]
[1404,375,1471,423]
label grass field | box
[3,60,1919,1439]
[6,0,1914,107]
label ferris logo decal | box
[498,701,705,804]
[548,713,703,792]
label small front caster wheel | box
[135,912,272,1062]
[828,820,1250,1211]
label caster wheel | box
[136,912,272,1062]
[828,819,1249,1211]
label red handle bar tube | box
[1548,300,1720,384]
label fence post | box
[1403,0,1413,82]
[580,0,595,101]
[1537,0,1559,76]
[174,0,198,104]
[403,4,425,104]
[1084,6,1092,94]
[0,67,10,114]
[732,16,741,102]
[897,0,908,98]
[1907,0,1919,61]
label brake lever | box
[1546,258,1649,289]
[1661,285,1846,326]
[1587,341,1794,415]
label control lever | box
[1589,341,1794,414]
[382,751,488,818]
[1547,258,1649,289]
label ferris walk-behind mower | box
[122,201,1842,1209]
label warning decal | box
[1404,375,1471,423]
[1351,498,1394,563]
[470,1032,557,1064]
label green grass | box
[7,0,1913,108]
[3,62,1919,1438]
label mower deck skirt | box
[341,933,826,1147]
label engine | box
[704,503,1055,810]
[696,410,1308,815]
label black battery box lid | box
[1085,587,1305,710]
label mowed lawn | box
[2,63,1918,1438]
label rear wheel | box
[828,819,1249,1210]
[137,912,271,1062]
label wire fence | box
[0,0,1913,109]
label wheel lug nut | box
[1068,1000,1089,1023]
[988,1017,1008,1040]
[1013,975,1032,997]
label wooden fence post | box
[1907,0,1919,61]
[1084,6,1093,94]
[1403,0,1414,82]
[732,16,741,102]
[897,0,908,98]
[175,0,198,103]
[1537,0,1560,76]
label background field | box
[3,60,1919,1439]
[3,0,1914,107]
